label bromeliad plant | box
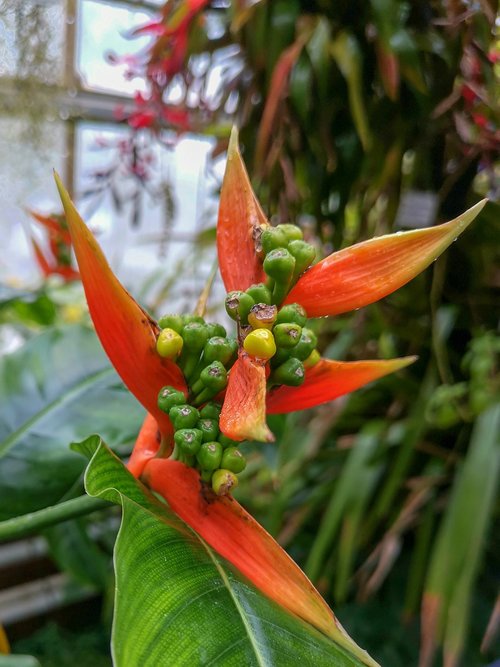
[54,128,485,666]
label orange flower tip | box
[453,198,488,233]
[390,355,418,371]
[54,172,77,220]
[227,125,240,160]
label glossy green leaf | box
[290,51,313,124]
[306,423,384,584]
[306,17,332,103]
[0,325,144,519]
[0,656,41,667]
[330,32,372,151]
[77,436,372,667]
[421,404,500,666]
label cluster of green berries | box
[154,222,320,494]
[224,223,319,388]
[156,314,237,405]
[157,388,245,496]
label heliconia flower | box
[28,210,79,281]
[53,125,485,665]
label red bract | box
[54,127,485,665]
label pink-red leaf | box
[54,173,186,439]
[216,127,269,292]
[286,201,487,318]
[255,38,306,168]
[267,357,416,414]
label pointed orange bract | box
[216,127,269,292]
[31,239,52,277]
[267,357,416,414]
[127,413,161,478]
[142,458,379,667]
[286,201,486,318]
[219,352,274,442]
[54,174,186,439]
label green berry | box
[158,314,184,333]
[263,248,296,284]
[270,347,291,368]
[197,441,223,470]
[221,447,246,474]
[218,433,239,448]
[272,358,306,386]
[292,328,318,361]
[273,322,302,348]
[288,240,316,278]
[211,469,239,496]
[275,303,307,327]
[276,223,303,243]
[169,404,200,430]
[199,402,222,420]
[157,386,185,413]
[197,418,220,442]
[156,328,183,359]
[182,314,205,325]
[206,322,227,338]
[174,428,203,455]
[225,291,255,323]
[200,361,228,392]
[261,227,288,254]
[181,322,209,353]
[203,336,238,366]
[246,283,272,305]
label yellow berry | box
[243,328,276,360]
[156,328,183,359]
[304,349,321,368]
[212,469,239,496]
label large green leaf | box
[0,325,144,519]
[77,436,370,667]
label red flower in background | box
[28,210,79,281]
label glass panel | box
[74,121,223,314]
[0,118,67,285]
[77,0,154,95]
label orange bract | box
[285,200,486,318]
[219,352,274,442]
[216,127,269,292]
[267,357,417,414]
[142,457,378,666]
[55,174,186,442]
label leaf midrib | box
[0,366,114,457]
[201,538,268,667]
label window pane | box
[74,122,223,313]
[77,0,153,95]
